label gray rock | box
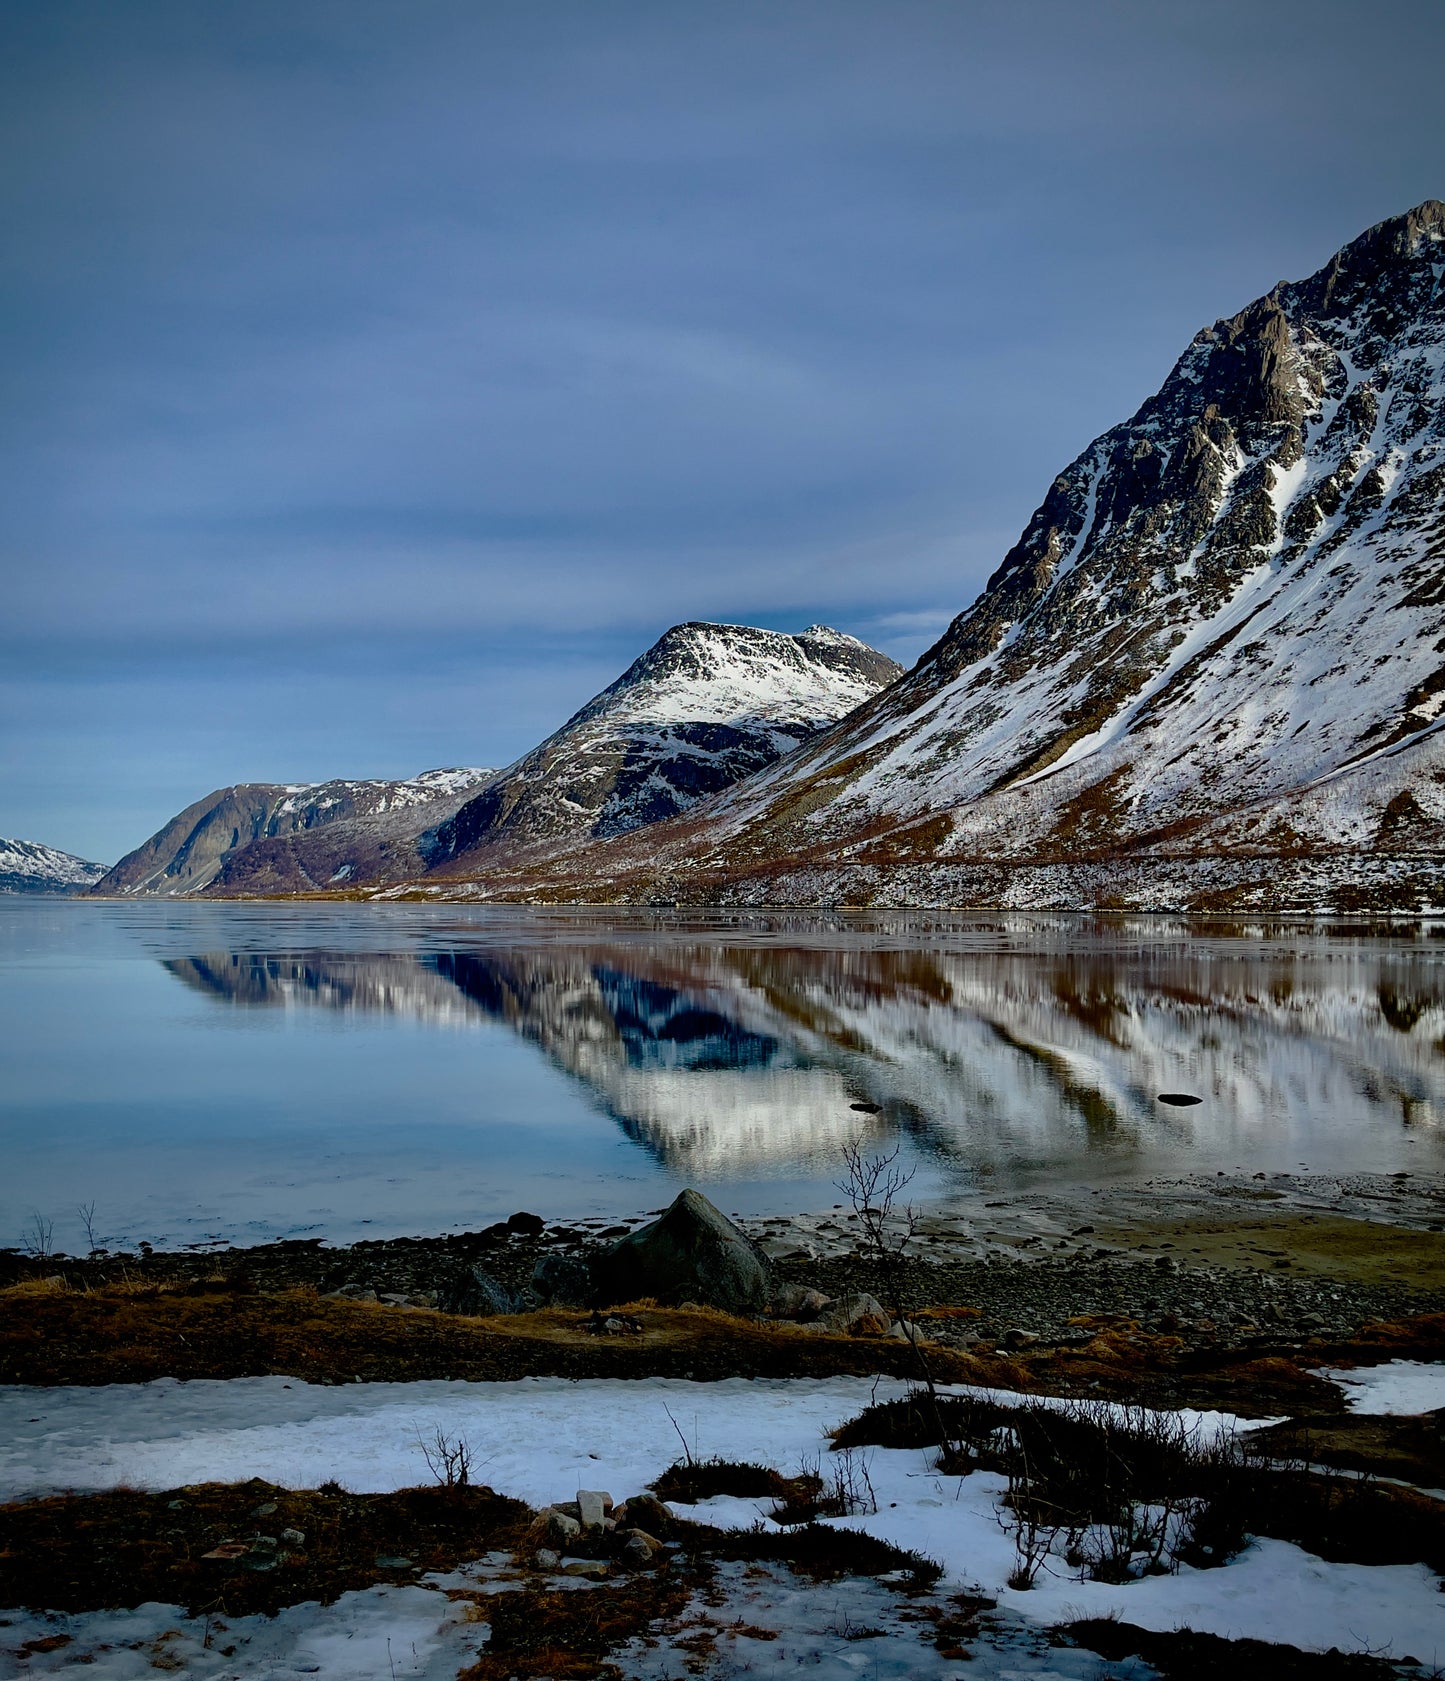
[280,1527,306,1547]
[577,1489,612,1530]
[770,1284,829,1321]
[591,1188,771,1314]
[819,1291,887,1333]
[620,1528,662,1567]
[325,1285,377,1303]
[534,1547,561,1570]
[437,1266,522,1317]
[542,1509,582,1544]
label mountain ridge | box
[96,622,901,896]
[399,200,1445,912]
[0,837,109,894]
[93,769,495,897]
[425,620,901,868]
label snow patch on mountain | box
[0,837,108,894]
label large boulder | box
[532,1249,596,1307]
[437,1265,525,1317]
[590,1188,771,1314]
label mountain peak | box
[429,620,901,865]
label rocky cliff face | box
[0,837,108,894]
[426,622,901,870]
[93,769,493,896]
[468,202,1445,911]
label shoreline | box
[6,1171,1443,1389]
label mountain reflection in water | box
[164,938,1445,1183]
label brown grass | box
[3,1284,1438,1418]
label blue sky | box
[3,0,1443,862]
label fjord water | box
[2,900,1443,1252]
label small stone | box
[563,1560,608,1579]
[251,1502,278,1518]
[507,1210,545,1236]
[281,1528,306,1547]
[543,1509,581,1544]
[888,1319,927,1343]
[534,1547,561,1570]
[820,1292,887,1333]
[620,1528,662,1567]
[577,1489,611,1530]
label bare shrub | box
[77,1202,102,1255]
[416,1427,480,1489]
[19,1211,55,1261]
[837,1142,952,1457]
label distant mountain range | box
[73,200,1445,911]
[0,838,108,894]
[92,769,494,897]
[92,623,899,897]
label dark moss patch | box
[0,1478,530,1618]
[652,1458,798,1504]
[1060,1618,1416,1680]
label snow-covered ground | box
[0,1561,1140,1681]
[2,1374,1441,1668]
[1318,1358,1445,1415]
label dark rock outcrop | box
[589,1188,772,1313]
[437,1265,527,1317]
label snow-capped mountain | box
[426,622,901,870]
[93,769,494,896]
[474,201,1445,911]
[0,837,108,894]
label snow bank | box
[1318,1359,1445,1414]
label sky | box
[2,0,1443,863]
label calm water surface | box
[3,900,1444,1250]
